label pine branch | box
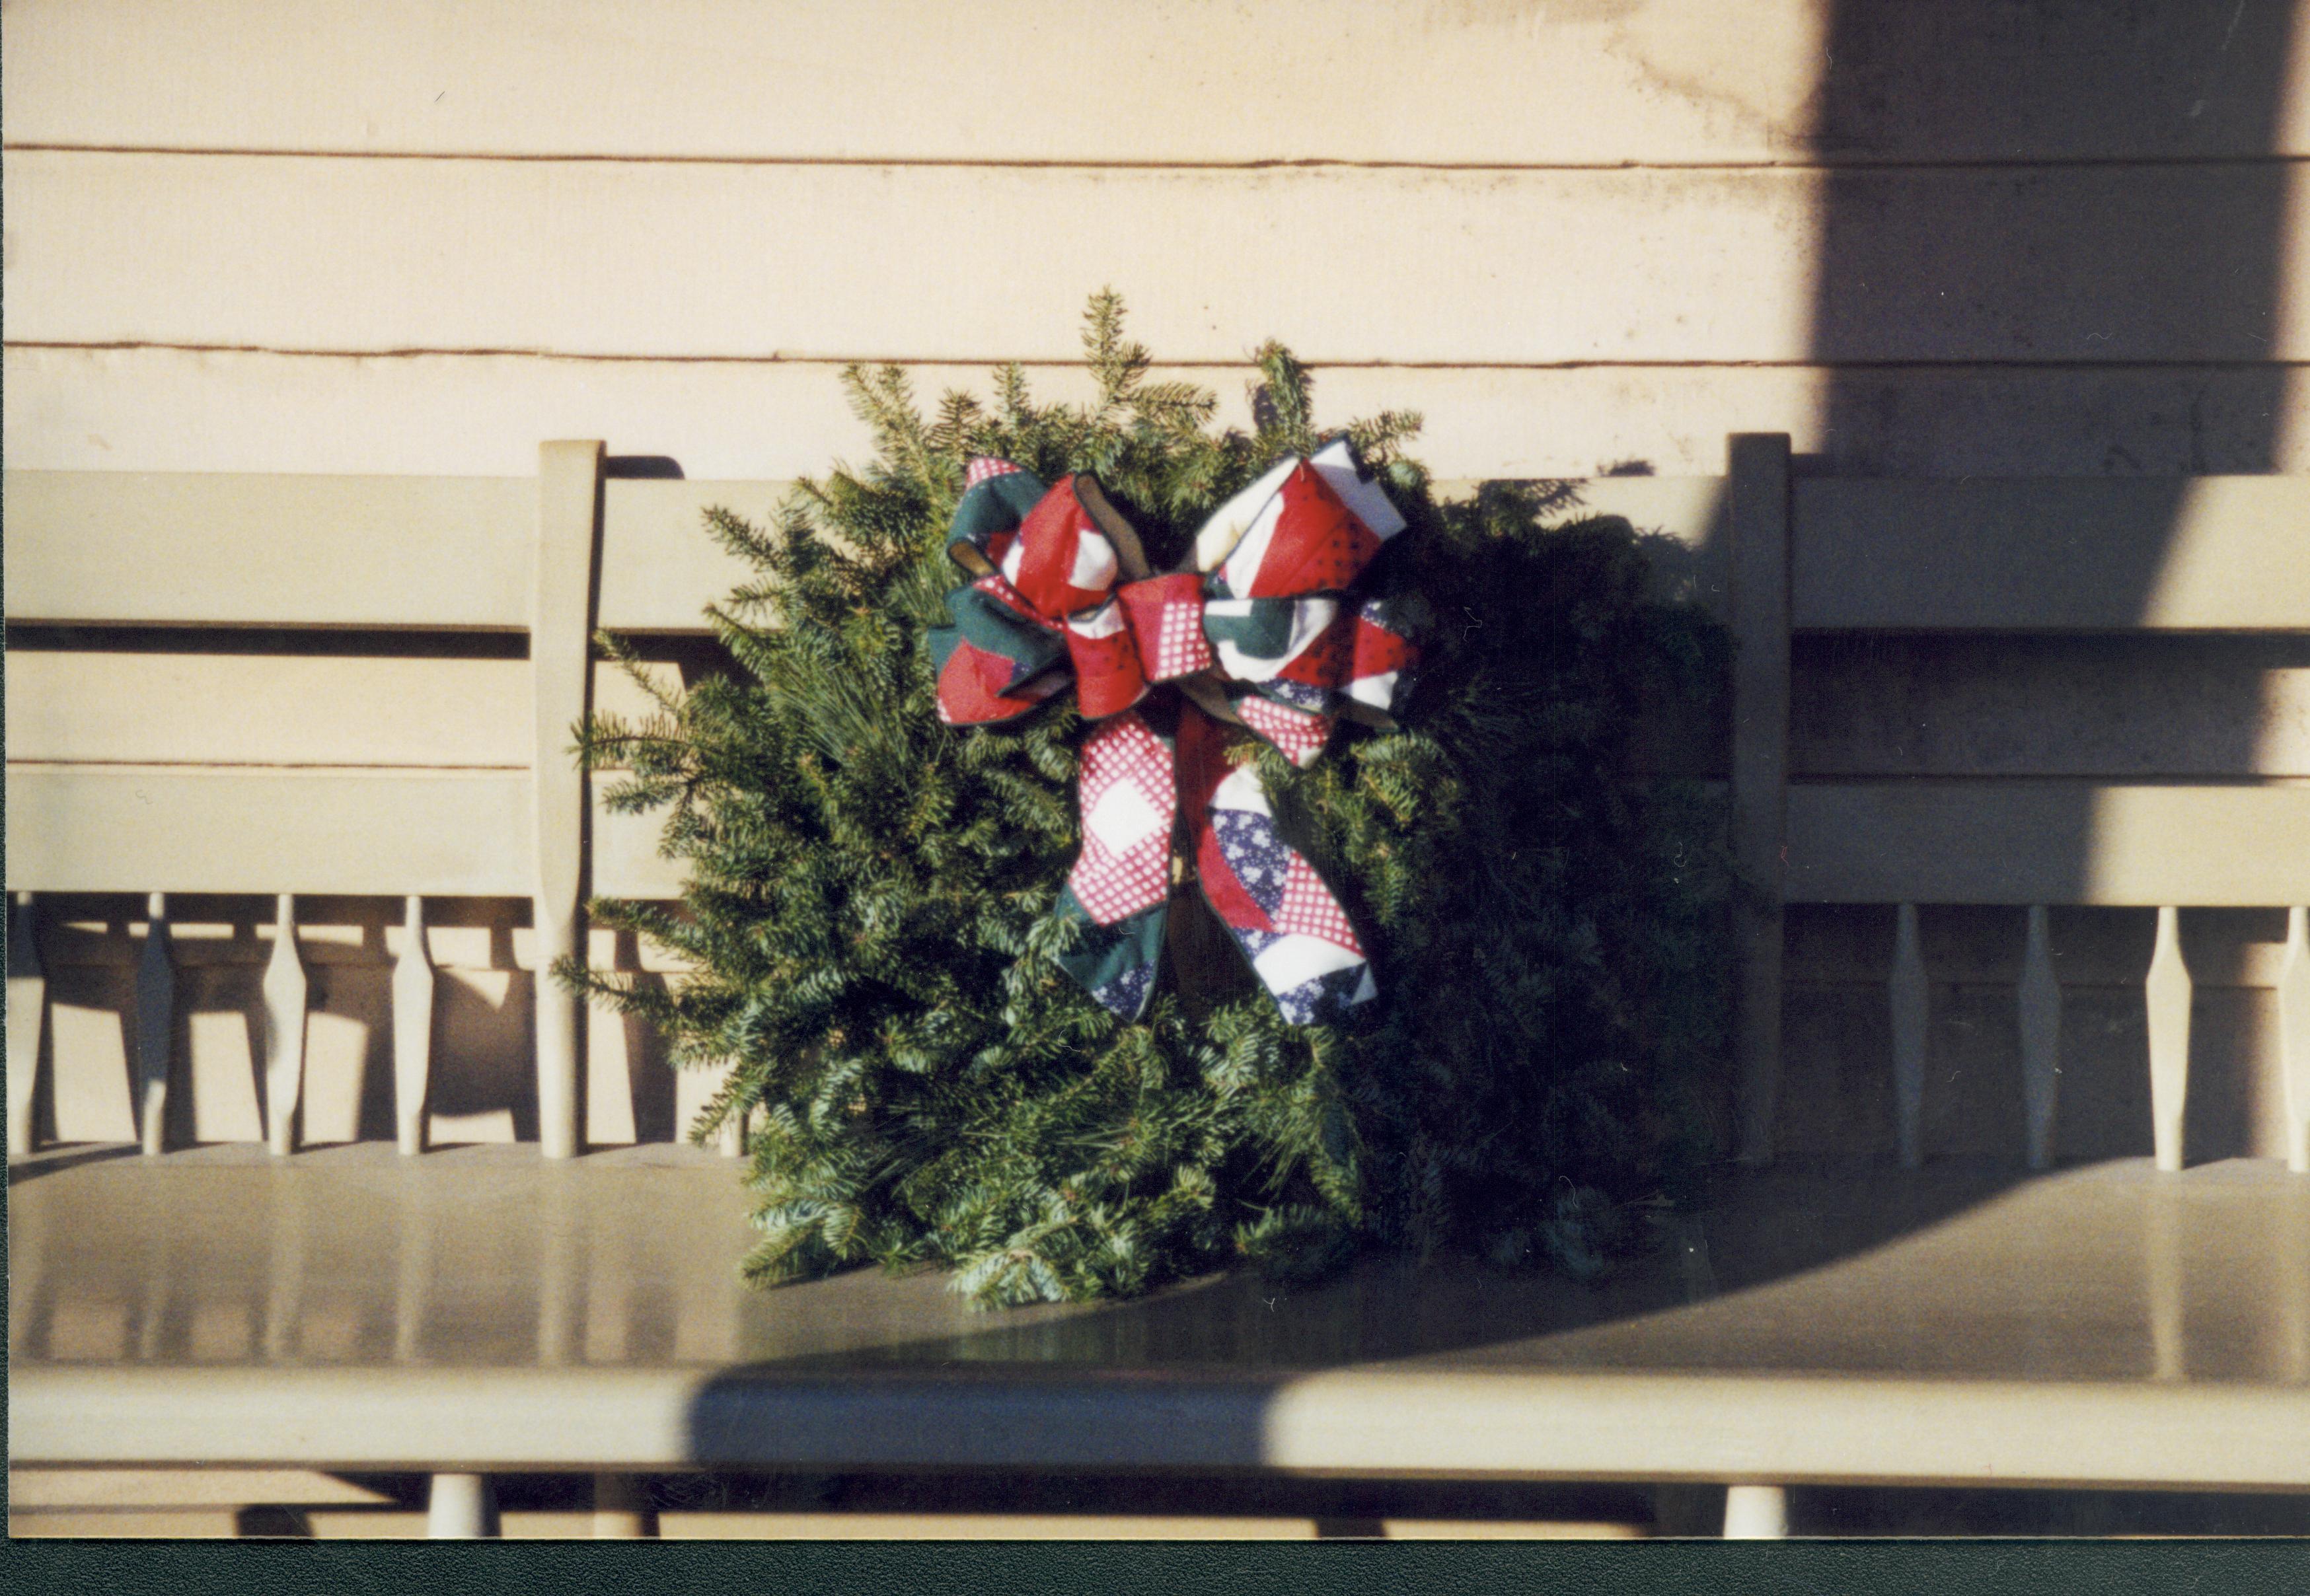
[555,291,1734,1308]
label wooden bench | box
[7,439,2309,1538]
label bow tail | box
[1177,706,1378,1026]
[1053,711,1176,1019]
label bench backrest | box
[7,441,2307,1172]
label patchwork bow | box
[928,441,1418,1024]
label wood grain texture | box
[15,1149,2310,1481]
[5,766,685,902]
[0,470,1729,634]
[11,153,2305,363]
[7,1,2300,163]
[16,349,2309,482]
[1794,478,2310,632]
[11,472,2299,649]
[1790,635,2310,780]
[1785,784,2310,908]
[3,653,531,770]
[7,768,531,896]
[2,469,531,628]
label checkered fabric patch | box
[1115,573,1211,683]
[1066,713,1177,926]
[965,456,1024,487]
[1156,596,1213,678]
[1273,856,1364,953]
[1235,694,1334,767]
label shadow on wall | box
[1809,1,2299,478]
[1762,0,2305,1166]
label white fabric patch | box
[1251,933,1366,992]
[1086,780,1168,855]
[1347,669,1399,708]
[1220,490,1287,598]
[1310,438,1406,540]
[1066,598,1126,639]
[1000,536,1027,585]
[1193,456,1298,575]
[1070,528,1118,592]
[1209,766,1273,817]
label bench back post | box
[1727,433,1791,1165]
[533,441,607,1160]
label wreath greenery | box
[565,293,1734,1307]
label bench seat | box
[12,1146,2307,1492]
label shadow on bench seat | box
[12,1143,2307,1506]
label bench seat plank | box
[11,1147,2305,1487]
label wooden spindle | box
[2018,905,2062,1171]
[2280,906,2309,1175]
[2145,906,2192,1173]
[1888,903,1927,1169]
[8,892,48,1160]
[392,896,435,1156]
[261,894,309,1156]
[134,892,176,1156]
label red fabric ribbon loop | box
[927,444,1417,1024]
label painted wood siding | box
[5,0,2307,479]
[5,0,2306,1163]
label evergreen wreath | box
[565,294,1734,1307]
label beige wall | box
[6,0,2307,480]
[5,0,2306,1159]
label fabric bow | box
[927,441,1419,1024]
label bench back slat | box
[1793,476,2310,632]
[7,446,2306,1171]
[1786,781,2310,906]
